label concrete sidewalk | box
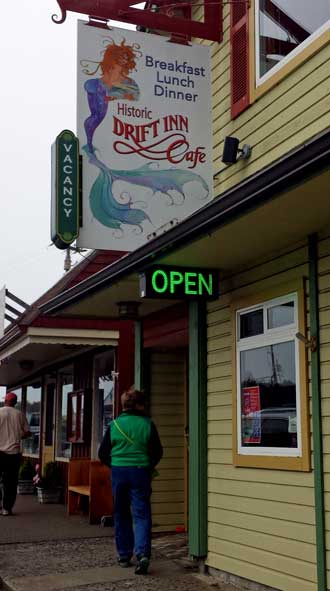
[0,495,240,591]
[0,540,239,591]
[0,495,113,544]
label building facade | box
[0,250,134,520]
[4,2,330,589]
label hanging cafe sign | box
[139,266,219,300]
[76,22,212,252]
[51,130,80,250]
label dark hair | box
[121,387,146,411]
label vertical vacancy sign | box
[51,130,80,249]
[77,21,212,251]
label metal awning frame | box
[52,0,223,42]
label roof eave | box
[40,128,330,315]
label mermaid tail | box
[111,163,209,202]
[89,170,122,230]
[83,145,209,231]
[88,163,150,231]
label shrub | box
[39,462,62,489]
[18,459,34,481]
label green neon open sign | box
[140,266,219,300]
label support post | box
[309,233,327,591]
[135,320,143,390]
[189,300,207,557]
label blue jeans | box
[111,466,152,560]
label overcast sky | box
[0,1,136,309]
[0,1,78,305]
[0,3,137,397]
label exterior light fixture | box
[221,136,252,165]
[116,301,141,319]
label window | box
[256,0,330,84]
[67,389,91,443]
[0,387,22,410]
[233,285,310,470]
[45,382,55,447]
[13,387,22,410]
[57,366,73,459]
[93,351,115,456]
[23,383,41,455]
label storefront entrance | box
[149,349,188,532]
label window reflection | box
[80,395,84,441]
[267,301,294,329]
[94,351,115,443]
[67,391,85,442]
[240,341,297,447]
[259,0,330,77]
[240,308,263,339]
[71,396,77,435]
[0,388,22,410]
[58,366,73,458]
[23,384,41,455]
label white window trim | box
[236,292,301,457]
[255,0,330,86]
[91,353,102,461]
[55,374,73,460]
[91,350,115,460]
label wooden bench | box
[67,459,113,524]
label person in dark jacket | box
[98,387,163,575]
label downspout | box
[308,233,327,591]
[189,301,207,557]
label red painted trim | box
[115,322,135,416]
[144,328,188,349]
[69,250,127,288]
[143,303,188,348]
[53,0,223,42]
[230,0,250,119]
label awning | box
[0,327,119,386]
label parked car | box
[260,407,296,434]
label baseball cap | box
[4,392,17,404]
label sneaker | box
[118,557,131,568]
[135,556,149,575]
[2,509,10,516]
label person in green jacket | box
[98,387,163,575]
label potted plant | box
[17,459,35,494]
[36,461,62,504]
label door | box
[149,349,187,532]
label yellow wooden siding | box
[211,5,330,197]
[206,240,318,590]
[150,350,186,531]
[316,232,330,586]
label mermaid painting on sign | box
[82,39,141,155]
[80,37,209,238]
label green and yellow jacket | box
[98,410,163,469]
